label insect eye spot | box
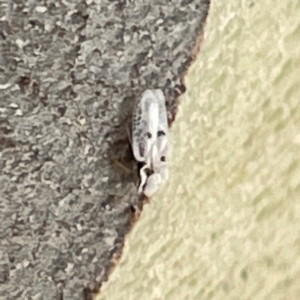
[160,156,166,162]
[146,132,152,139]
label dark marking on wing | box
[157,130,166,137]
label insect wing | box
[132,89,168,167]
[146,102,159,141]
[155,90,169,132]
[155,90,168,162]
[140,90,160,161]
[132,100,147,162]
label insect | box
[131,89,169,198]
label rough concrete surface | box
[0,1,209,299]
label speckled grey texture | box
[0,0,209,299]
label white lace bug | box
[132,89,169,198]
